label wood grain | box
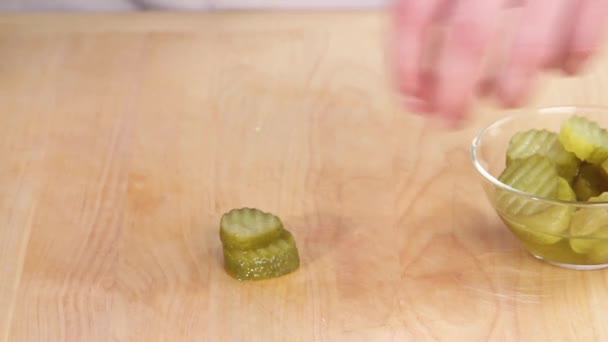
[0,11,607,341]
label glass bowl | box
[471,106,608,270]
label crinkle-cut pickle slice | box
[568,192,608,254]
[572,163,608,201]
[569,193,608,236]
[496,155,559,216]
[584,240,608,264]
[557,177,578,202]
[506,128,580,182]
[569,237,608,256]
[220,208,284,250]
[500,177,575,245]
[559,115,608,165]
[223,230,300,281]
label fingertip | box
[403,70,437,113]
[399,79,435,115]
[544,47,569,70]
[397,78,419,101]
[445,103,469,126]
[430,95,470,128]
[476,77,496,97]
[401,95,432,114]
[495,67,534,108]
[562,0,608,75]
[562,52,592,75]
[428,112,467,130]
[392,36,421,99]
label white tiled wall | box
[0,0,389,11]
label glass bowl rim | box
[470,105,608,207]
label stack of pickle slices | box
[220,208,300,280]
[496,115,608,264]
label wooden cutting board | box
[1,11,607,341]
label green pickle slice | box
[568,193,608,258]
[496,155,559,216]
[500,177,575,245]
[586,241,608,264]
[558,177,578,202]
[559,115,608,165]
[572,163,608,201]
[223,230,300,281]
[220,208,284,250]
[219,208,300,280]
[506,129,580,182]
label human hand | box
[393,0,608,125]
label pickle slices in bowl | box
[506,129,580,182]
[568,193,608,255]
[560,115,608,165]
[495,114,608,264]
[219,208,300,281]
[498,175,574,245]
[496,155,560,217]
[572,163,608,201]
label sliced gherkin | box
[223,230,300,281]
[568,193,608,255]
[496,155,559,216]
[500,177,575,245]
[557,176,578,202]
[506,129,580,182]
[220,208,284,250]
[569,237,608,255]
[585,241,608,264]
[569,192,608,236]
[559,115,608,165]
[496,114,608,265]
[572,163,608,201]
